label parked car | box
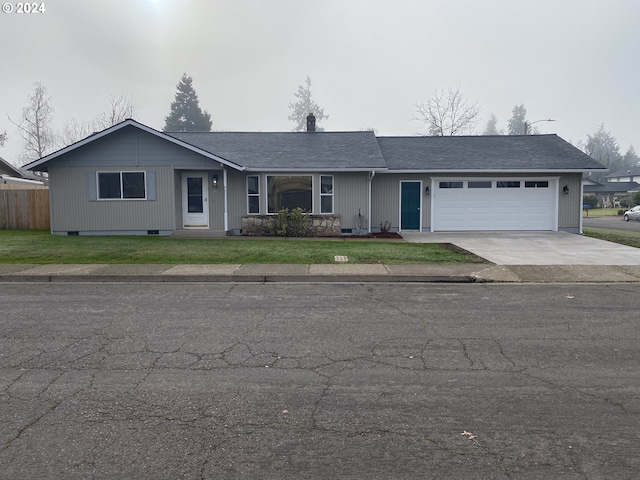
[623,205,640,221]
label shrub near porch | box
[242,208,341,237]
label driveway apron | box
[402,231,640,265]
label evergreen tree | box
[483,114,500,135]
[582,123,622,182]
[288,76,328,131]
[163,74,212,132]
[507,104,527,135]
[622,145,640,170]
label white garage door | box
[432,179,557,231]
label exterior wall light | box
[563,185,569,195]
[212,174,218,188]
[425,186,430,195]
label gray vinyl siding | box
[371,174,432,231]
[48,126,229,233]
[52,126,222,168]
[226,170,247,230]
[49,165,175,232]
[372,172,583,232]
[558,173,583,232]
[332,172,370,229]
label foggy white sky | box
[1,0,638,166]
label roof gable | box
[377,135,606,172]
[23,119,244,172]
[0,156,25,177]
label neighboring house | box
[606,164,640,184]
[24,118,604,236]
[0,156,45,186]
[583,164,640,207]
[0,156,24,177]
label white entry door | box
[182,172,209,228]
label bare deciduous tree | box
[59,118,95,146]
[60,94,136,145]
[9,82,56,161]
[415,87,480,136]
[95,94,135,129]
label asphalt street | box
[583,215,640,232]
[1,282,639,479]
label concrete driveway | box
[402,231,640,265]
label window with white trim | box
[98,172,146,199]
[320,175,333,213]
[247,175,260,214]
[267,175,312,213]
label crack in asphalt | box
[1,283,637,479]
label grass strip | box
[582,227,640,249]
[0,230,487,265]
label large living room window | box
[267,175,312,213]
[98,172,146,200]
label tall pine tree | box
[163,74,212,132]
[507,105,527,135]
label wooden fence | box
[0,185,50,230]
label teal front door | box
[401,181,421,230]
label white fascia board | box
[244,167,389,173]
[23,119,245,172]
[385,169,599,174]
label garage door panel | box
[433,179,556,231]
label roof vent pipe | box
[306,113,316,132]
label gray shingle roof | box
[377,135,606,171]
[606,165,640,178]
[583,181,640,194]
[169,131,387,170]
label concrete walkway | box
[1,262,640,283]
[1,231,639,283]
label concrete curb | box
[0,274,478,284]
[1,263,640,283]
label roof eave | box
[243,167,388,173]
[385,168,604,174]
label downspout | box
[223,167,229,232]
[368,170,376,233]
[579,178,584,234]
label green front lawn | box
[582,207,623,218]
[0,230,487,265]
[582,227,640,249]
